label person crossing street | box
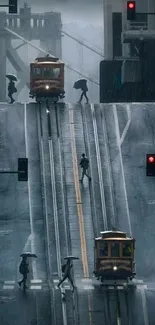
[57,259,75,290]
[18,256,29,290]
[79,153,91,182]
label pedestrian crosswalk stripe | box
[30,285,42,290]
[137,285,147,290]
[3,285,14,289]
[31,279,43,284]
[0,279,48,291]
[63,285,70,290]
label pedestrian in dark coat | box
[78,83,89,104]
[79,153,91,182]
[57,259,75,290]
[8,80,17,104]
[18,256,29,289]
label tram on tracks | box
[94,230,136,283]
[29,55,65,103]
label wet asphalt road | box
[0,102,155,325]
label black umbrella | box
[20,252,37,258]
[64,256,79,260]
[6,74,17,81]
[73,79,87,90]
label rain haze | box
[1,0,155,324]
[2,0,104,102]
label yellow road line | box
[68,106,89,278]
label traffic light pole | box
[0,158,28,181]
[0,5,14,7]
[0,171,18,174]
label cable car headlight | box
[45,85,49,90]
[113,266,117,271]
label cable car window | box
[43,67,51,78]
[99,242,108,256]
[53,68,60,78]
[43,67,60,79]
[111,242,120,257]
[122,242,132,257]
[34,67,42,76]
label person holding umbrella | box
[18,256,29,290]
[57,256,79,290]
[73,79,89,104]
[6,74,17,104]
[18,252,37,291]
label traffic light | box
[18,158,28,181]
[9,0,17,14]
[146,154,155,176]
[127,1,136,20]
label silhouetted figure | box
[79,153,91,182]
[8,80,17,104]
[78,83,89,104]
[57,259,75,290]
[18,256,29,290]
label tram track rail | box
[80,103,134,325]
[91,104,133,325]
[90,103,108,230]
[36,103,57,325]
[80,104,99,238]
[43,101,80,325]
[79,103,111,325]
[80,103,108,234]
[39,102,68,325]
[24,103,55,324]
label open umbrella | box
[6,74,17,81]
[20,252,37,258]
[64,256,79,260]
[73,79,87,90]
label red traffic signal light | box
[127,1,136,20]
[148,156,155,163]
[146,154,155,176]
[128,2,135,9]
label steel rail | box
[90,104,108,230]
[37,104,57,325]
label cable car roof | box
[32,56,64,64]
[95,237,134,241]
[100,230,129,239]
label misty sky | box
[0,0,104,25]
[1,0,103,102]
[25,0,103,24]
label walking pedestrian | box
[79,153,91,182]
[18,256,29,290]
[8,80,17,104]
[78,82,89,104]
[57,259,75,290]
